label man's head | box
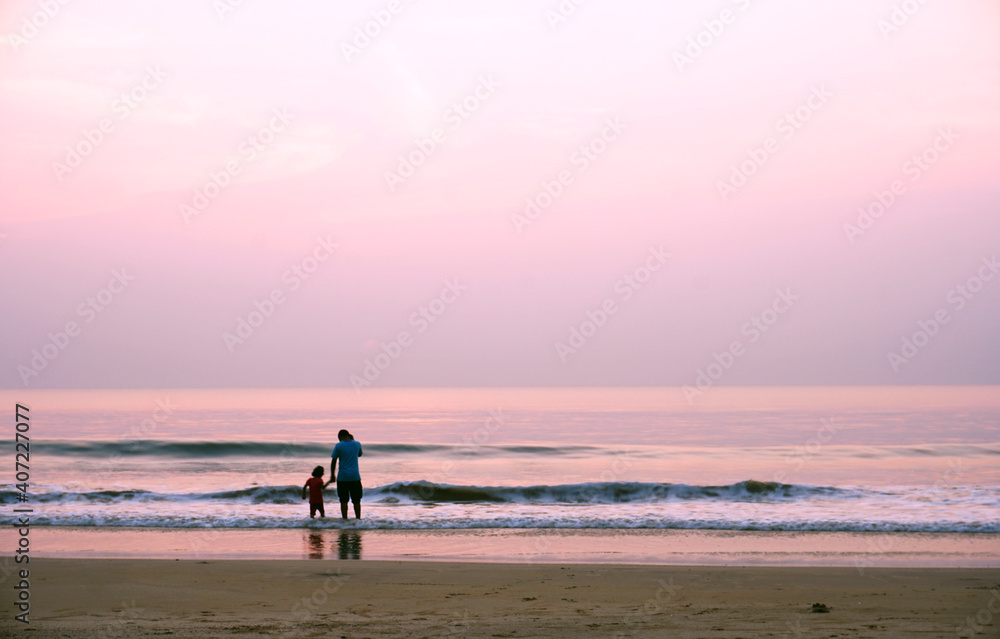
[338,429,353,441]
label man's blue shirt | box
[332,440,363,481]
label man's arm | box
[328,456,337,485]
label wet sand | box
[10,526,1000,566]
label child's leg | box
[318,503,325,518]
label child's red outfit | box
[304,477,325,518]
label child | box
[302,466,326,519]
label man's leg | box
[351,482,363,519]
[338,483,350,519]
[353,500,361,519]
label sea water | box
[3,387,998,536]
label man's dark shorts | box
[337,480,363,504]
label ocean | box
[2,386,999,563]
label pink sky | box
[1,0,999,389]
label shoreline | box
[10,558,1000,638]
[4,526,999,567]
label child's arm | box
[302,481,308,500]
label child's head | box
[311,465,324,478]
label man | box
[327,429,363,519]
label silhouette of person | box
[328,429,363,519]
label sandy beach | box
[8,558,998,638]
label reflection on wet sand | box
[306,531,324,559]
[302,530,363,560]
[337,530,362,560]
